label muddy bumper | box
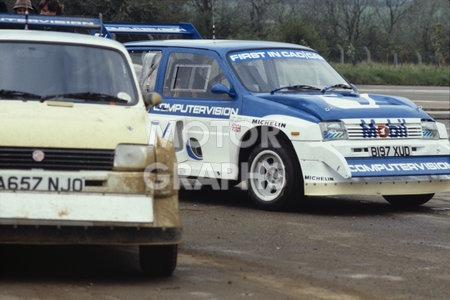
[0,225,181,245]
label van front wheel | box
[139,244,177,277]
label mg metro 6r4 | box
[126,39,450,210]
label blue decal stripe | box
[162,123,171,138]
[346,156,450,177]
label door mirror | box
[350,83,359,93]
[211,83,236,98]
[143,92,162,110]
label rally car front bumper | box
[293,139,450,196]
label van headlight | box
[114,144,155,170]
[422,121,439,139]
[320,121,348,140]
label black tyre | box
[247,141,302,210]
[139,244,177,277]
[383,194,434,208]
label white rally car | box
[0,25,180,276]
[126,39,450,210]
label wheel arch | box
[237,126,303,183]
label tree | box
[375,0,412,35]
[373,0,413,62]
[189,0,213,38]
[3,0,448,65]
[277,18,328,56]
[402,0,449,64]
[306,0,374,64]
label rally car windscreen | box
[0,42,138,104]
[229,49,349,93]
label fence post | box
[393,52,398,67]
[415,51,422,64]
[337,44,344,64]
[363,46,371,64]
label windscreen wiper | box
[321,83,354,94]
[0,89,41,100]
[41,92,129,104]
[271,84,321,94]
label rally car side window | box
[130,50,162,93]
[163,52,230,99]
[171,64,211,92]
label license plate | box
[370,146,411,157]
[0,175,84,192]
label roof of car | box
[0,29,126,51]
[125,39,314,53]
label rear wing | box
[0,13,109,36]
[104,22,202,42]
[0,13,202,41]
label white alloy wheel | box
[249,150,287,202]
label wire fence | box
[328,45,446,66]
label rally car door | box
[156,49,241,178]
[129,49,189,162]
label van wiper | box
[321,83,353,94]
[41,92,129,104]
[271,84,321,94]
[0,89,41,100]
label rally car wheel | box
[383,194,434,208]
[139,244,177,277]
[247,143,301,210]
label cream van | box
[0,30,180,277]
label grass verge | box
[333,63,449,86]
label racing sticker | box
[229,49,325,62]
[304,175,335,182]
[105,24,187,34]
[252,119,286,128]
[152,103,239,119]
[360,119,408,139]
[231,123,241,132]
[0,15,97,27]
[346,156,450,177]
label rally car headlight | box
[114,144,155,170]
[421,121,439,139]
[320,121,348,140]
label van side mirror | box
[211,83,236,98]
[143,92,162,110]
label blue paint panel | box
[254,94,429,121]
[149,92,430,123]
[346,156,450,177]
